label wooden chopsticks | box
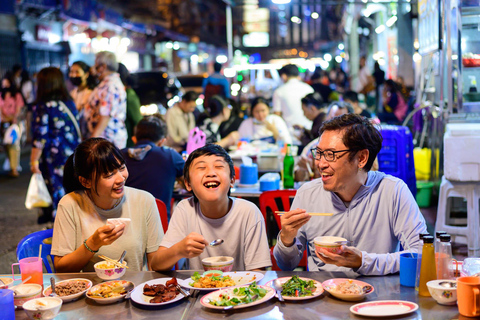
[98,255,129,269]
[275,211,334,216]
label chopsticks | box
[275,211,334,216]
[98,255,129,269]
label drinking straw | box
[38,244,42,261]
[401,232,414,258]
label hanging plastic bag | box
[25,173,52,209]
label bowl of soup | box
[202,256,234,272]
[314,236,347,255]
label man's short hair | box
[183,90,199,102]
[134,116,166,142]
[183,144,235,201]
[96,51,118,72]
[214,62,222,73]
[343,91,359,103]
[326,101,354,116]
[319,113,383,172]
[301,92,324,110]
[279,64,300,77]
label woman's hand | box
[89,223,125,251]
[263,120,280,140]
[30,162,41,174]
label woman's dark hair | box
[71,61,97,89]
[385,79,400,93]
[197,95,228,126]
[301,92,324,110]
[1,72,18,99]
[134,115,166,142]
[250,97,270,115]
[63,138,126,195]
[35,67,72,104]
[318,113,382,172]
[183,144,234,201]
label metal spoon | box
[118,250,127,264]
[209,239,224,247]
[272,279,285,302]
[363,285,374,294]
[49,277,58,297]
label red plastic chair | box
[259,190,308,271]
[155,199,169,234]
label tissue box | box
[259,173,281,191]
[240,164,258,185]
[444,123,480,181]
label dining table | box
[10,270,462,320]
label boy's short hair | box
[183,90,199,102]
[183,144,235,201]
[343,91,359,103]
[134,116,166,142]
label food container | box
[43,278,92,303]
[13,284,43,309]
[23,297,62,320]
[94,261,127,281]
[314,236,347,255]
[202,256,234,272]
[0,277,13,289]
[427,280,457,305]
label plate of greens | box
[200,282,275,310]
[265,276,324,301]
[178,271,264,292]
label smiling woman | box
[52,138,165,273]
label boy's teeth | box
[204,182,219,188]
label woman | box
[0,73,24,177]
[69,61,95,138]
[378,79,408,124]
[53,138,164,272]
[198,95,239,148]
[30,67,81,223]
[238,97,291,144]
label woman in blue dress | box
[30,67,81,223]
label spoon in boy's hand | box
[209,239,224,247]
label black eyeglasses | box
[310,148,354,162]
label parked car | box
[176,73,207,94]
[130,71,182,115]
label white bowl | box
[94,261,127,280]
[427,280,457,305]
[314,236,347,255]
[86,280,134,304]
[43,278,92,303]
[13,284,43,309]
[23,297,62,320]
[202,256,234,272]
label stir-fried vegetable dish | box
[281,276,317,297]
[208,282,267,307]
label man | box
[165,91,199,152]
[86,51,127,148]
[202,62,230,107]
[343,91,371,118]
[354,56,374,95]
[272,64,314,130]
[121,116,184,217]
[310,71,339,103]
[274,113,427,275]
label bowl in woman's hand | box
[94,261,127,280]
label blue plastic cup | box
[400,253,418,287]
[0,289,14,320]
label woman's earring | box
[358,167,362,172]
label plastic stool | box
[435,176,480,256]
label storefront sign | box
[35,24,51,43]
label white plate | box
[130,278,188,306]
[178,271,264,291]
[322,278,374,301]
[350,300,419,317]
[265,277,324,301]
[86,280,134,305]
[200,284,275,310]
[43,278,92,303]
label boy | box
[152,144,271,271]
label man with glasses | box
[86,51,127,148]
[274,113,427,275]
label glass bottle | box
[283,144,295,189]
[436,234,454,280]
[435,231,447,251]
[418,235,437,296]
[415,233,430,291]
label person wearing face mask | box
[69,61,96,139]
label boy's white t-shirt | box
[160,197,272,271]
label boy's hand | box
[179,232,208,258]
[279,209,310,247]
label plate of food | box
[178,271,264,291]
[350,300,418,317]
[130,277,187,306]
[86,280,134,304]
[322,278,374,301]
[265,275,323,301]
[43,278,92,303]
[200,282,275,310]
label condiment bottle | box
[436,234,454,280]
[415,233,430,291]
[283,144,295,189]
[435,231,447,251]
[418,235,437,296]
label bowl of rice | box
[42,278,92,303]
[94,261,127,280]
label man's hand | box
[178,232,208,258]
[315,246,362,269]
[279,209,311,247]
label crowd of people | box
[0,54,423,276]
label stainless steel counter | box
[12,270,461,319]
